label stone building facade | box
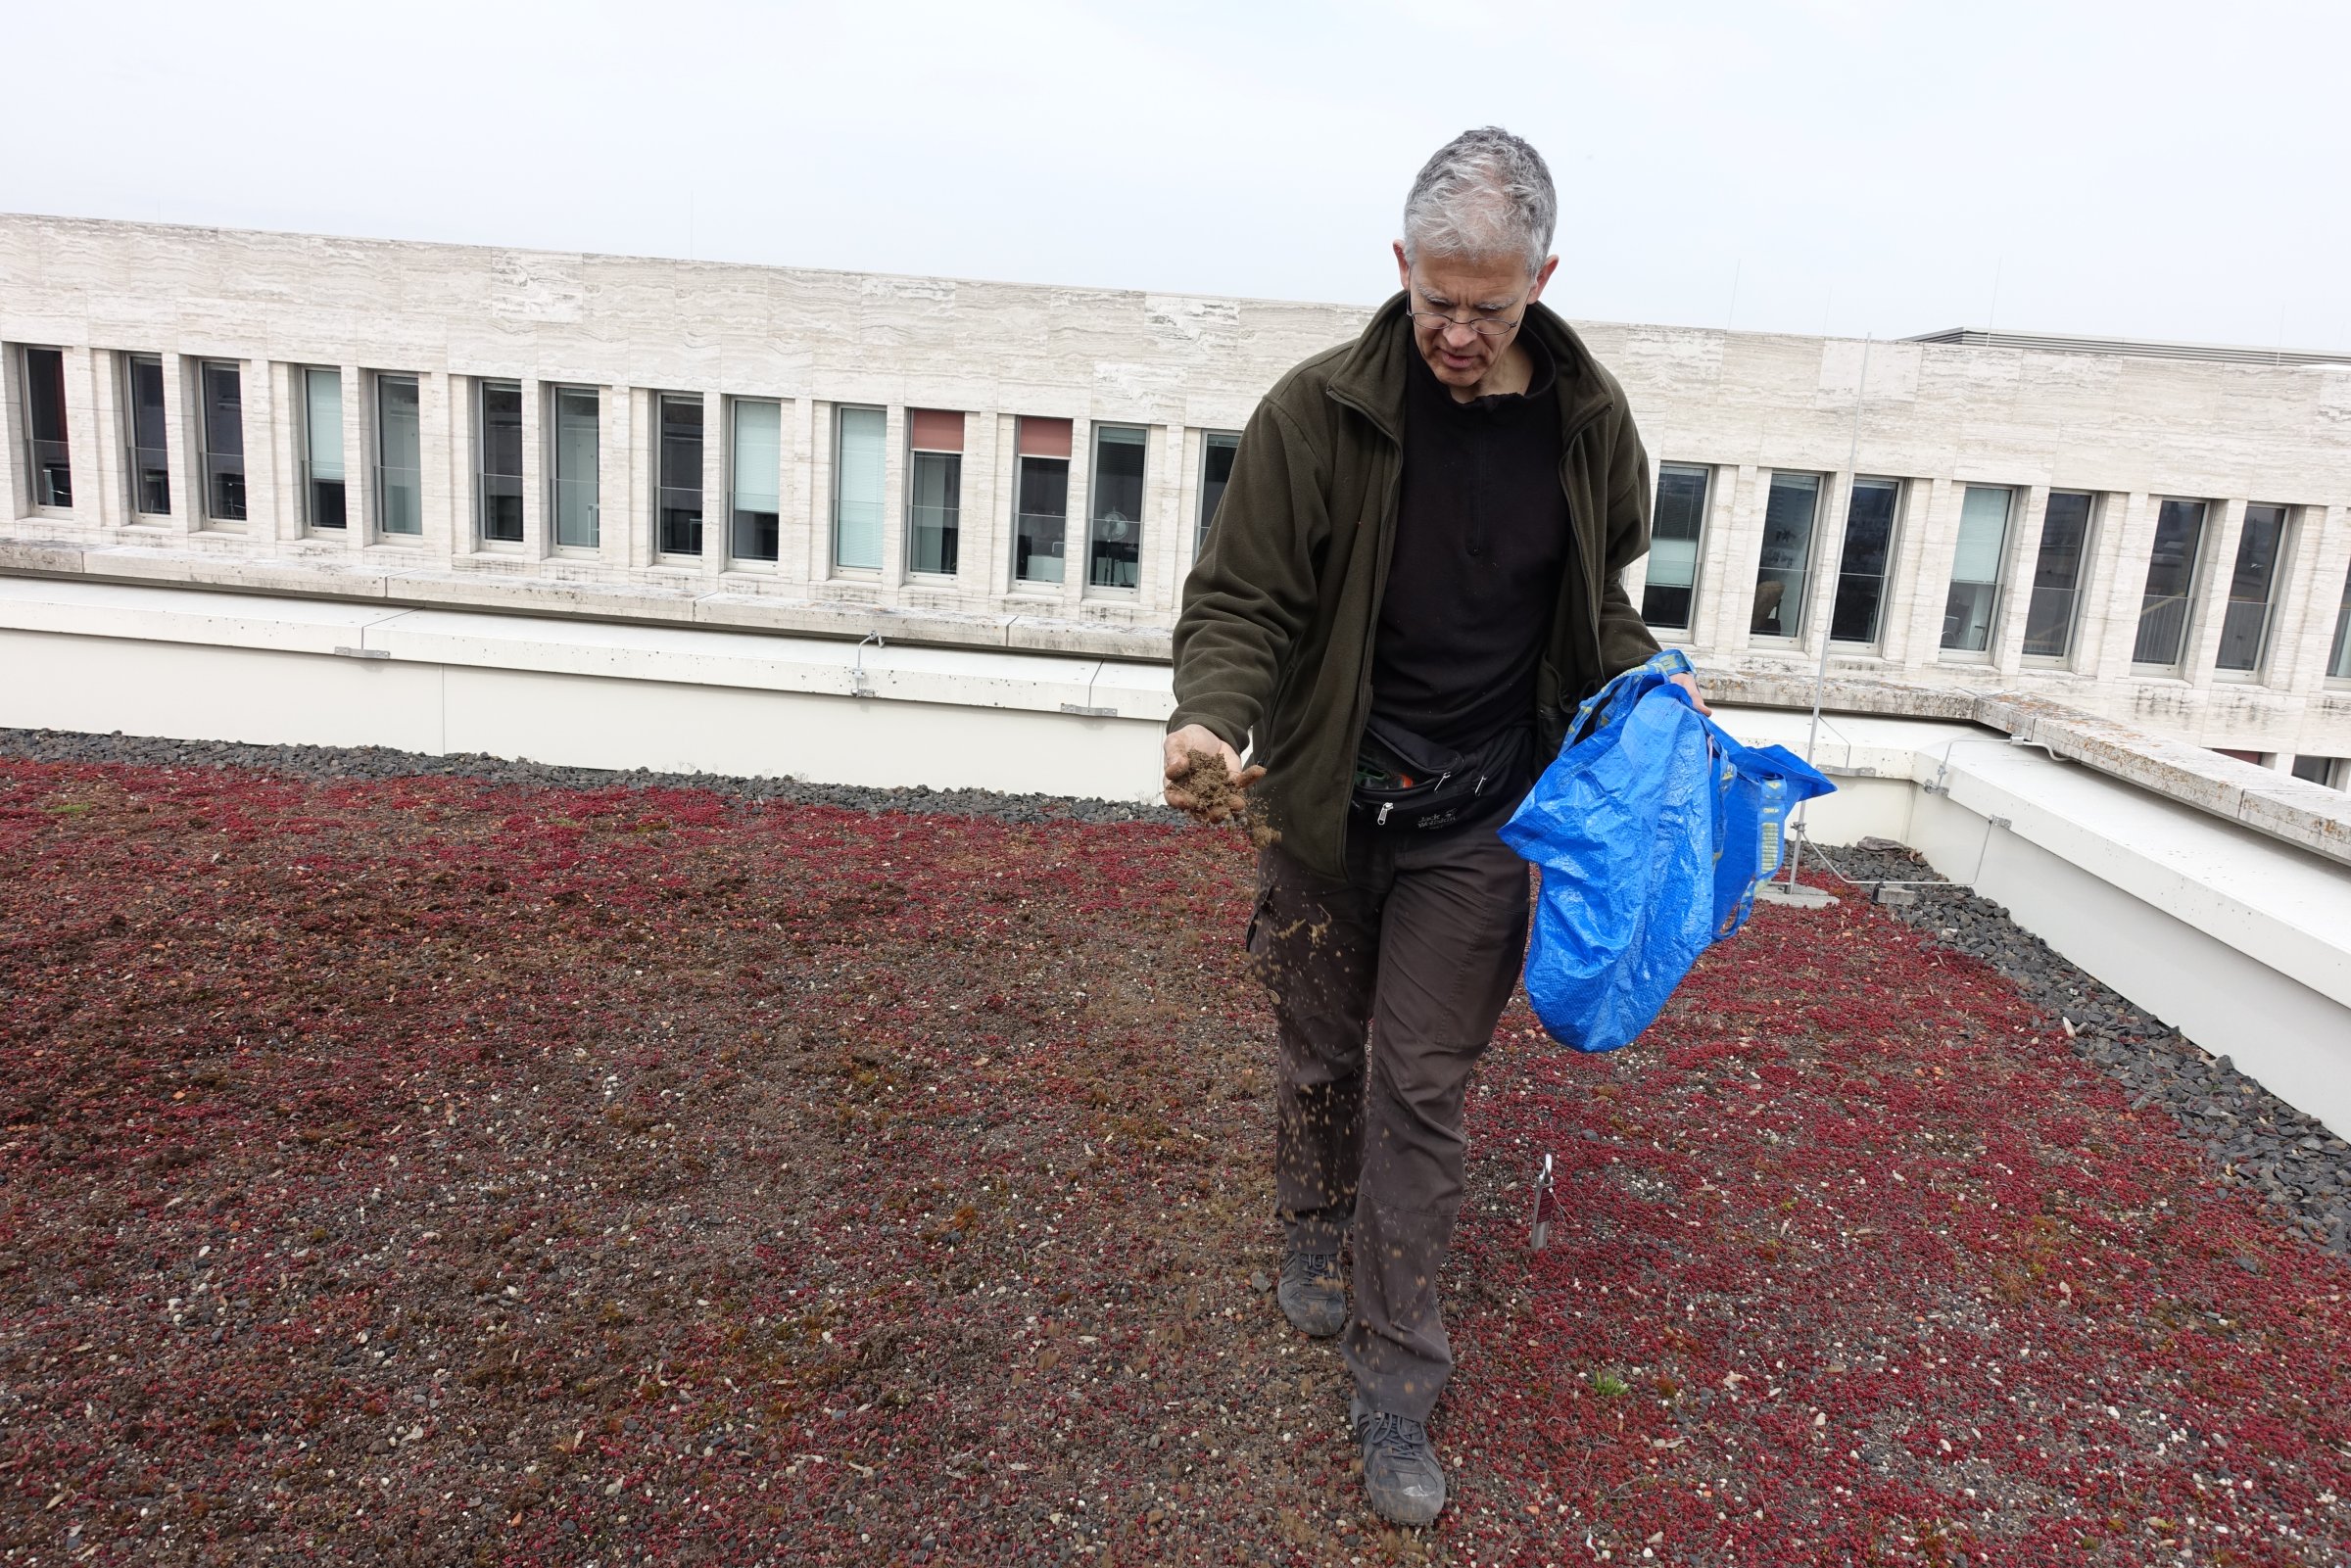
[5,214,2348,779]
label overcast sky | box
[10,0,2346,350]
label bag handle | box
[1566,647,1694,746]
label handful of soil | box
[1170,747,1244,824]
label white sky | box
[10,0,2347,350]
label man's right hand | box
[1163,724,1265,823]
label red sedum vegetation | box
[1,757,2345,1566]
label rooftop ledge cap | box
[0,542,1175,663]
[1702,664,2351,871]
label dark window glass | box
[1641,463,1707,630]
[2215,504,2287,674]
[1751,473,1820,637]
[1196,432,1239,554]
[199,361,245,521]
[1015,453,1069,585]
[1088,426,1146,589]
[22,347,72,507]
[2022,492,2093,658]
[124,355,170,515]
[478,381,524,543]
[2330,564,2351,682]
[2134,499,2206,665]
[657,395,703,555]
[909,450,961,575]
[1830,478,1899,643]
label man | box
[1163,126,1705,1527]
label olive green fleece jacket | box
[1169,290,1663,879]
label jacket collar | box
[1328,289,1615,446]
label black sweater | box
[1368,332,1575,757]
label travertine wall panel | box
[4,214,2348,766]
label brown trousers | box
[1247,817,1530,1421]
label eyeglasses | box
[1406,294,1525,338]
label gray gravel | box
[1812,837,2351,1260]
[0,726,1195,829]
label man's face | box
[1391,241,1559,393]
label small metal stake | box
[1529,1153,1556,1252]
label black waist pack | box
[1350,716,1532,832]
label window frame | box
[904,411,964,580]
[195,358,247,526]
[829,404,887,575]
[1750,470,1825,643]
[1012,417,1072,590]
[2324,559,2351,687]
[120,352,171,520]
[652,392,705,560]
[1641,460,1711,635]
[547,383,600,552]
[2131,496,2211,674]
[19,345,73,512]
[2020,490,2098,667]
[474,378,525,548]
[1827,474,1903,649]
[1939,483,2016,659]
[727,396,783,568]
[372,371,423,541]
[2212,502,2290,681]
[295,365,346,533]
[1085,423,1148,595]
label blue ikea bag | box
[1496,650,1834,1053]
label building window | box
[832,405,886,571]
[551,386,600,548]
[730,400,781,563]
[2133,498,2207,667]
[2022,491,2093,659]
[298,367,346,529]
[1196,431,1239,555]
[1830,477,1899,644]
[123,354,170,516]
[2214,503,2288,675]
[1750,472,1820,638]
[1089,425,1146,590]
[2292,754,2347,790]
[1642,462,1707,631]
[656,395,703,555]
[198,361,246,522]
[906,408,963,576]
[375,374,422,537]
[1015,417,1073,585]
[1941,486,2012,654]
[2330,563,2351,682]
[477,381,524,544]
[20,347,72,507]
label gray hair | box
[1400,126,1558,276]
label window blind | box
[1951,488,2011,584]
[305,369,344,480]
[733,401,781,512]
[834,406,885,570]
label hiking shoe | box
[1351,1389,1446,1527]
[1275,1249,1346,1338]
